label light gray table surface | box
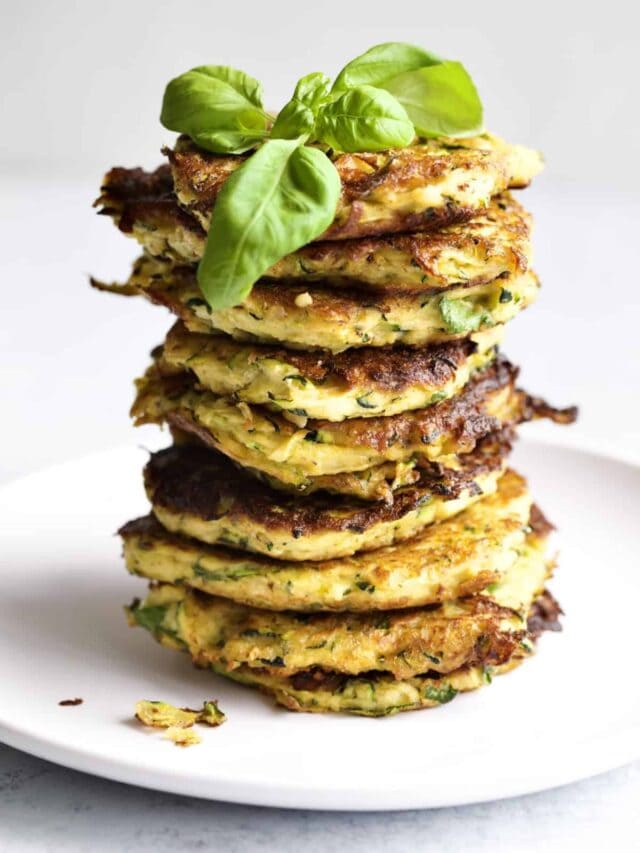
[1,174,638,851]
[1,744,638,853]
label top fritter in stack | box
[94,47,576,715]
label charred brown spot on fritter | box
[95,164,204,237]
[527,590,563,639]
[529,504,556,538]
[315,357,514,451]
[521,394,578,425]
[289,665,457,694]
[289,668,346,693]
[119,514,160,539]
[96,164,173,202]
[89,276,139,296]
[143,433,510,537]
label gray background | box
[1,1,639,850]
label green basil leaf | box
[383,61,483,137]
[198,139,340,309]
[332,42,442,93]
[160,65,268,154]
[439,296,492,334]
[190,65,265,108]
[270,101,315,140]
[271,72,331,140]
[292,71,332,110]
[315,85,414,152]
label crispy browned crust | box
[186,586,525,679]
[303,355,502,446]
[166,137,492,240]
[298,359,575,452]
[165,319,480,392]
[268,193,530,283]
[96,164,173,202]
[95,164,203,238]
[285,590,558,693]
[521,395,579,425]
[527,590,563,640]
[119,514,167,539]
[529,504,556,538]
[134,355,576,459]
[95,165,529,293]
[143,431,511,538]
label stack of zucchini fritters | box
[95,132,576,716]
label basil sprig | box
[160,43,484,308]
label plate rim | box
[1,709,638,811]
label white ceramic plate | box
[0,438,638,810]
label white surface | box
[0,440,638,811]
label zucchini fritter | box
[160,322,502,422]
[128,529,560,716]
[165,133,543,240]
[206,659,522,715]
[222,588,562,715]
[129,530,548,679]
[121,468,532,611]
[95,253,536,352]
[142,433,511,562]
[265,194,532,290]
[96,178,531,294]
[132,357,574,500]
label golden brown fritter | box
[120,468,534,611]
[127,529,559,716]
[96,169,532,292]
[93,253,537,352]
[130,356,575,500]
[166,133,543,240]
[143,431,511,561]
[157,321,501,422]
